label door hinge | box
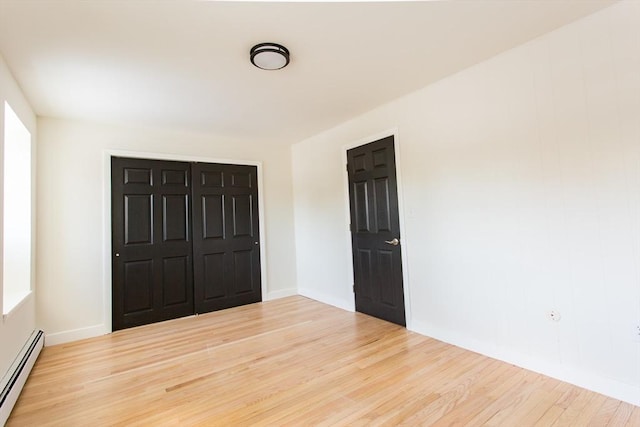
[353,284,355,293]
[349,223,353,232]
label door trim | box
[341,128,412,329]
[102,150,268,335]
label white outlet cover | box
[547,310,561,322]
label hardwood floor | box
[8,296,639,426]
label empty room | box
[0,0,639,425]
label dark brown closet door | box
[111,157,194,331]
[191,163,262,314]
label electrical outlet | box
[547,310,561,322]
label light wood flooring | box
[8,296,640,426]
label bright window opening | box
[3,101,32,316]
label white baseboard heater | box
[0,330,44,426]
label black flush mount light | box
[250,43,290,70]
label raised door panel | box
[203,252,226,300]
[162,169,188,186]
[124,195,153,246]
[356,249,373,300]
[373,178,391,233]
[232,250,253,294]
[162,256,190,307]
[124,168,152,185]
[123,259,154,315]
[232,195,253,237]
[202,195,225,239]
[162,195,189,242]
[353,181,370,233]
[231,172,252,188]
[201,170,223,188]
[377,250,395,307]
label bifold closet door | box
[191,163,262,314]
[112,158,262,330]
[111,157,194,331]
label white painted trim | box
[2,290,32,320]
[102,153,113,337]
[102,149,269,335]
[264,288,297,301]
[44,323,106,346]
[411,320,640,407]
[340,128,413,329]
[298,287,355,312]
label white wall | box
[0,54,37,378]
[37,118,297,344]
[292,1,640,405]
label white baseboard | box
[43,292,299,346]
[410,320,640,407]
[298,288,355,312]
[45,324,107,346]
[264,288,298,301]
[0,330,44,426]
[42,291,302,345]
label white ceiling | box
[0,0,615,145]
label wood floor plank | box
[552,388,604,426]
[626,406,640,427]
[7,296,638,426]
[534,404,567,427]
[588,398,621,427]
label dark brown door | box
[191,163,262,313]
[347,136,406,326]
[111,157,194,331]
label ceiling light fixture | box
[250,43,290,70]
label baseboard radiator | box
[0,330,44,426]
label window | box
[2,101,32,315]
